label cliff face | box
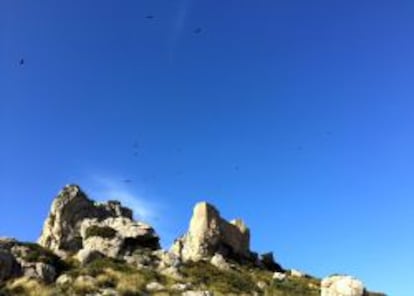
[0,185,385,296]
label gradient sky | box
[1,1,413,295]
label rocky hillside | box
[0,185,385,296]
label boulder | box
[171,202,252,262]
[210,253,230,271]
[97,288,119,296]
[171,283,191,291]
[182,291,214,296]
[272,271,286,281]
[38,184,159,258]
[56,274,73,286]
[146,281,165,292]
[321,275,365,296]
[76,249,105,266]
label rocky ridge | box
[0,184,385,296]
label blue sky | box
[1,1,413,295]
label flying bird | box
[19,58,24,65]
[145,15,154,19]
[123,179,132,183]
[193,27,203,34]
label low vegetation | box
[84,226,117,240]
[19,242,69,274]
[0,255,387,296]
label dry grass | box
[72,276,99,294]
[4,277,57,296]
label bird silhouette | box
[19,58,24,65]
[145,15,154,19]
[123,179,132,183]
[193,28,203,34]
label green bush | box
[181,260,258,294]
[84,226,117,240]
[265,277,320,296]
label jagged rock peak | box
[171,201,252,262]
[38,184,159,258]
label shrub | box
[84,226,117,240]
[181,260,258,294]
[265,276,320,296]
[3,278,56,296]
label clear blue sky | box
[1,1,413,295]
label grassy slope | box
[0,257,386,296]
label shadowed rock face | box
[38,184,159,258]
[0,238,62,283]
[171,202,252,262]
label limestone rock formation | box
[171,202,252,262]
[79,216,159,259]
[210,253,230,271]
[321,275,365,296]
[0,185,385,295]
[0,238,61,283]
[38,184,159,258]
[259,252,284,272]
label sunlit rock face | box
[79,216,159,260]
[171,201,252,262]
[38,184,159,259]
[321,275,365,296]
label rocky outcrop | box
[321,275,365,296]
[79,216,159,259]
[170,202,285,275]
[0,238,62,283]
[0,185,385,295]
[171,202,252,262]
[38,184,159,259]
[210,253,230,271]
[0,248,19,282]
[259,252,284,272]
